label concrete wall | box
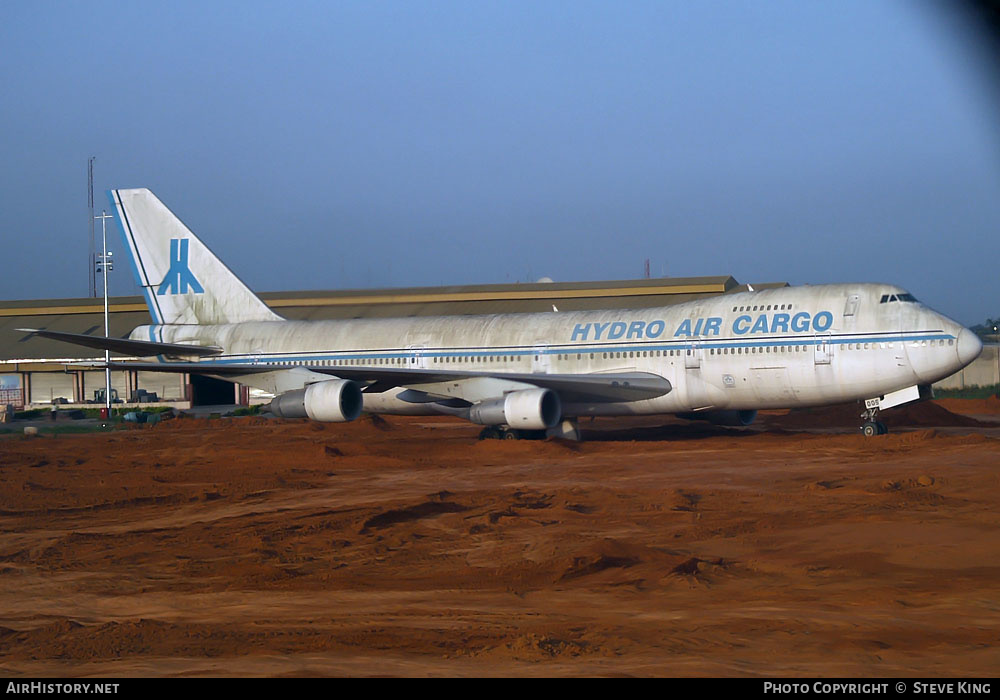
[934,344,999,390]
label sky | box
[1,1,999,325]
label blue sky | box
[1,1,998,324]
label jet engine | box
[268,379,363,422]
[467,388,561,430]
[678,409,758,426]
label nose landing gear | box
[861,401,888,436]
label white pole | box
[102,213,110,415]
[994,326,999,397]
[95,211,114,417]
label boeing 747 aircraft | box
[22,189,983,440]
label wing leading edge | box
[68,360,671,404]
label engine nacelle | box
[678,409,757,426]
[468,388,561,430]
[268,379,363,422]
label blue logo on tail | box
[157,238,204,295]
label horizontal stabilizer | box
[17,328,221,358]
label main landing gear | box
[478,419,582,441]
[860,401,888,437]
[478,426,531,440]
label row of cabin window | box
[262,338,952,366]
[263,357,423,366]
[844,342,891,350]
[709,345,810,355]
[275,347,798,365]
[732,303,794,312]
[432,355,518,363]
[561,350,682,360]
[842,339,950,350]
[266,356,526,365]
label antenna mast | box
[88,157,96,297]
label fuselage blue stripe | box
[185,331,955,367]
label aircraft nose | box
[956,328,983,367]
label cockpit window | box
[880,293,918,304]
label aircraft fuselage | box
[133,282,981,418]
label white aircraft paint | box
[56,188,985,436]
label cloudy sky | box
[2,1,998,325]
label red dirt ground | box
[761,399,991,430]
[935,395,1000,416]
[0,401,998,677]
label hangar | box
[2,275,782,408]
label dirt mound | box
[882,401,988,427]
[935,396,1000,416]
[557,538,709,584]
[769,400,988,430]
[361,500,470,532]
[558,538,648,581]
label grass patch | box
[232,404,262,416]
[934,384,1000,399]
[936,384,1000,400]
[13,408,49,419]
[14,405,178,420]
[0,423,121,437]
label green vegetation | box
[232,404,263,416]
[14,405,177,420]
[0,423,120,437]
[13,408,49,419]
[935,384,1000,400]
[970,318,1000,342]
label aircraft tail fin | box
[108,188,282,325]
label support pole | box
[95,211,114,416]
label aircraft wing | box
[337,367,672,403]
[68,360,671,404]
[17,328,222,357]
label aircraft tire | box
[862,421,879,437]
[502,429,519,440]
[876,421,888,435]
[479,426,502,440]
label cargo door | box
[531,344,551,373]
[406,344,428,369]
[813,334,832,365]
[751,367,797,403]
[684,342,703,369]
